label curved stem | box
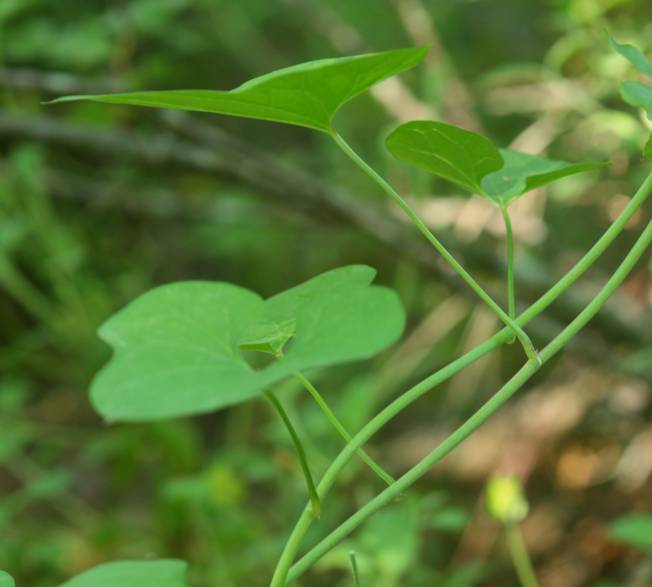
[269,337,503,587]
[499,203,516,343]
[330,129,538,363]
[268,171,652,586]
[264,390,321,519]
[295,371,394,486]
[288,217,652,580]
[506,524,540,587]
[349,551,361,587]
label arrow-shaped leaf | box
[92,266,405,422]
[386,121,605,205]
[49,47,428,133]
[609,34,652,79]
[482,149,607,205]
[59,560,188,587]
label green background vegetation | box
[1,1,651,586]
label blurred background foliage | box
[1,1,651,586]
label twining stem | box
[287,217,652,580]
[294,371,395,486]
[268,170,652,587]
[506,524,540,587]
[268,340,498,587]
[330,129,539,363]
[264,390,321,519]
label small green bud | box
[486,475,529,524]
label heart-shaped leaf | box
[58,560,188,587]
[92,266,405,421]
[0,571,14,587]
[385,120,503,194]
[386,121,605,205]
[49,47,427,133]
[482,149,607,205]
[609,34,652,79]
[619,81,652,120]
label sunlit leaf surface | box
[92,266,405,421]
[49,48,427,132]
[386,121,604,205]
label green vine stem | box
[349,551,361,587]
[330,129,539,363]
[288,216,652,580]
[499,204,516,318]
[506,524,540,587]
[294,371,395,486]
[267,171,652,587]
[499,203,517,343]
[264,390,321,519]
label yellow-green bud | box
[486,475,529,524]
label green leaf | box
[386,121,604,204]
[0,571,14,587]
[609,34,652,79]
[645,135,652,161]
[619,81,652,120]
[48,47,428,132]
[385,120,503,194]
[609,514,652,552]
[610,34,652,121]
[58,560,188,587]
[92,266,405,421]
[482,149,607,205]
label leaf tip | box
[42,95,86,106]
[413,44,431,58]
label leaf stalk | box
[288,216,652,579]
[330,129,539,363]
[294,371,394,486]
[264,390,321,519]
